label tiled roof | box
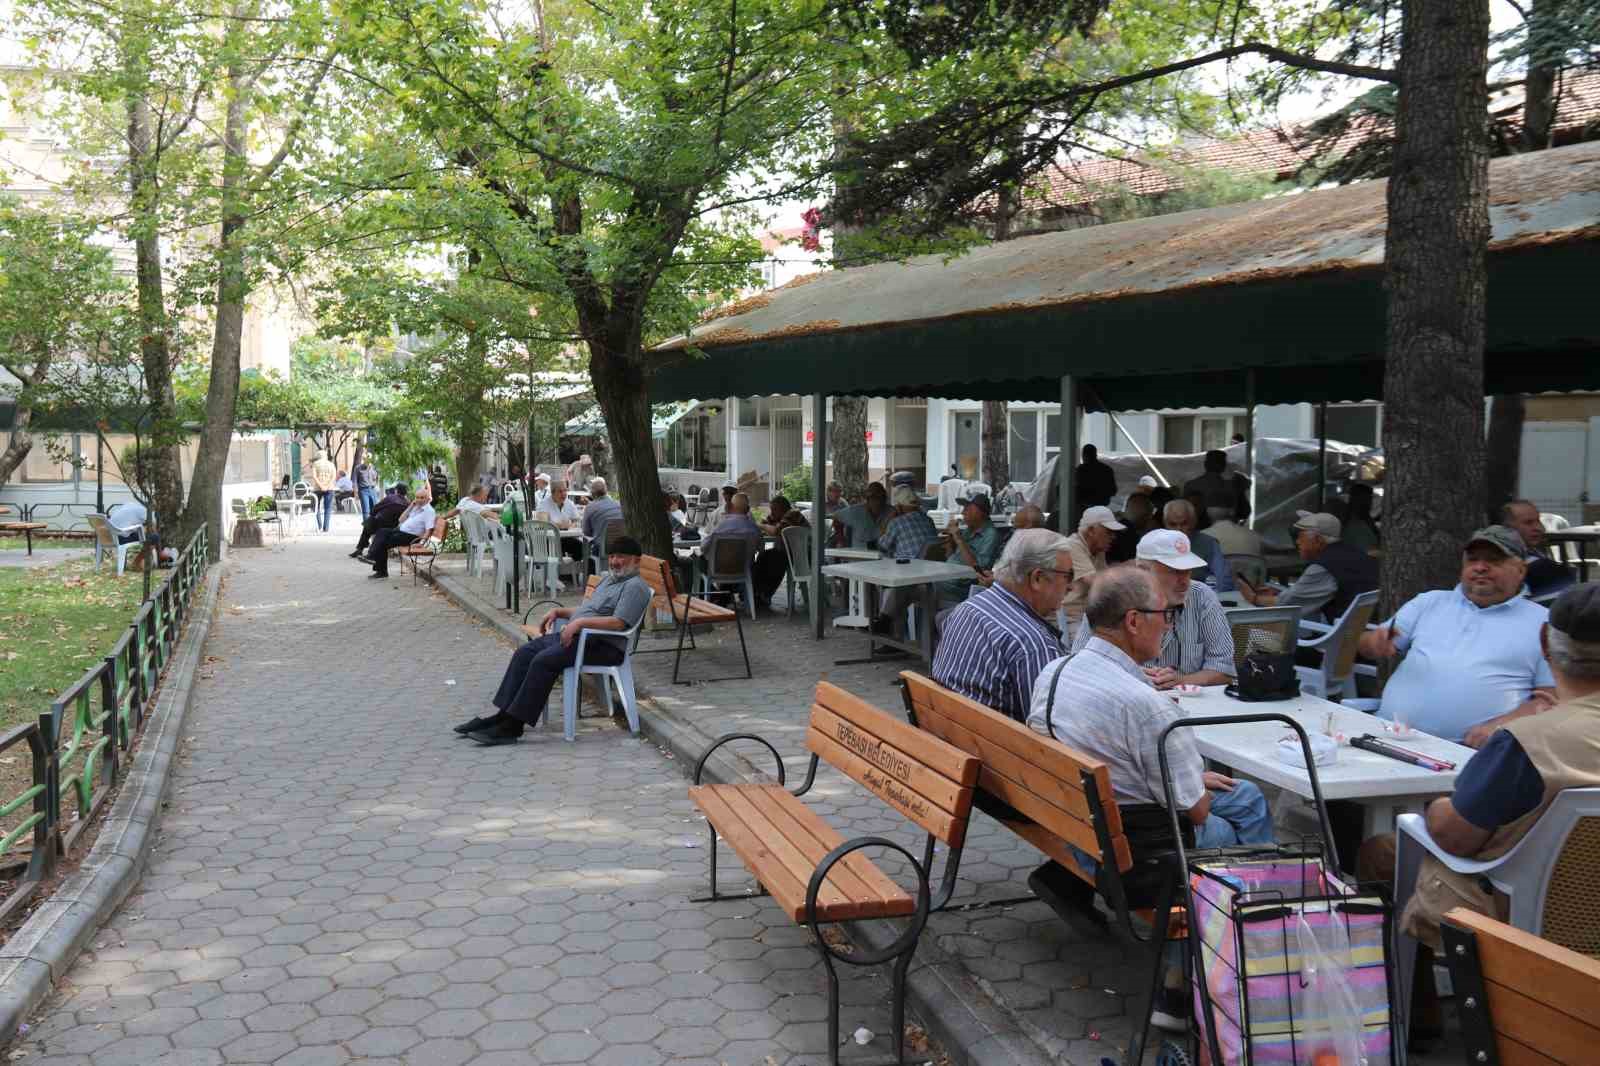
[1028,68,1600,211]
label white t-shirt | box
[107,501,147,531]
[536,495,580,528]
[398,504,437,536]
[454,497,487,514]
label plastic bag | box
[1295,909,1365,1066]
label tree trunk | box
[981,400,1009,490]
[587,332,671,559]
[126,89,185,532]
[832,397,870,495]
[456,399,486,500]
[1522,0,1558,152]
[1484,394,1525,521]
[178,59,251,562]
[1380,0,1491,614]
[0,414,32,489]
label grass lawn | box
[0,558,147,733]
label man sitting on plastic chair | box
[1356,582,1600,1042]
[454,537,652,746]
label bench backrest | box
[807,682,978,848]
[900,671,1132,875]
[641,554,676,598]
[1442,908,1600,1066]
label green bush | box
[778,463,812,503]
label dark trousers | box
[368,529,418,575]
[356,517,397,554]
[493,633,625,727]
[753,547,788,602]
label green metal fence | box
[0,526,209,925]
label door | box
[951,412,981,480]
[1519,422,1588,523]
[773,410,802,484]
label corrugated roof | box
[648,141,1600,408]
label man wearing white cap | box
[1069,528,1234,688]
[1059,505,1124,627]
[532,472,551,507]
[1235,511,1379,623]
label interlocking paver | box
[17,532,936,1065]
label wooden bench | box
[0,522,47,555]
[1441,907,1600,1066]
[391,516,448,584]
[633,553,751,684]
[900,671,1187,1066]
[689,682,978,1066]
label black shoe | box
[368,571,388,580]
[349,549,364,558]
[453,715,492,735]
[1149,981,1190,1033]
[869,618,894,636]
[469,721,524,746]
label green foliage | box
[363,407,451,487]
[779,463,814,503]
[1088,163,1285,223]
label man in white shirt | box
[442,485,490,519]
[532,472,552,507]
[368,492,437,579]
[535,480,580,530]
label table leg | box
[919,583,935,662]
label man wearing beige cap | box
[1059,505,1124,627]
[1235,510,1379,623]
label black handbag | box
[1224,650,1301,702]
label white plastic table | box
[824,547,881,630]
[820,558,975,664]
[1176,685,1477,836]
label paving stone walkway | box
[18,530,937,1066]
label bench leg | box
[689,819,726,903]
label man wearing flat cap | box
[454,536,652,745]
[1356,583,1600,1032]
[1358,525,1556,748]
[1234,510,1379,623]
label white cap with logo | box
[1078,505,1126,533]
[1136,528,1207,570]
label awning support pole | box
[813,392,828,640]
[1317,401,1328,509]
[1086,383,1167,488]
[1245,370,1257,527]
[1059,375,1077,525]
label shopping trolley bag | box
[1156,713,1398,1066]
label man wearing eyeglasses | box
[1066,529,1235,689]
[1031,564,1273,851]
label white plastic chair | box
[779,525,813,617]
[88,514,141,575]
[1393,788,1600,1032]
[489,523,515,602]
[524,522,567,596]
[1295,589,1379,699]
[699,535,757,620]
[460,511,488,577]
[554,619,642,742]
[936,479,967,512]
[962,481,991,503]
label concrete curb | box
[0,564,225,1043]
[420,564,1056,1065]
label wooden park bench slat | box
[1442,908,1600,1066]
[688,682,979,1066]
[900,670,1186,1066]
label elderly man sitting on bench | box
[454,536,652,746]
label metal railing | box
[0,525,209,924]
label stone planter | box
[231,519,264,548]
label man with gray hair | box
[1030,565,1273,849]
[930,529,1072,722]
[580,476,623,540]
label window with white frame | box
[1008,411,1039,483]
[1161,413,1243,454]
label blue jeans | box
[1192,780,1274,848]
[1069,780,1275,876]
[358,486,379,520]
[316,491,333,531]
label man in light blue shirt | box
[1358,525,1556,747]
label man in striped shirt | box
[1068,529,1235,688]
[931,529,1073,721]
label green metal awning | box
[564,399,699,438]
[649,141,1600,407]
